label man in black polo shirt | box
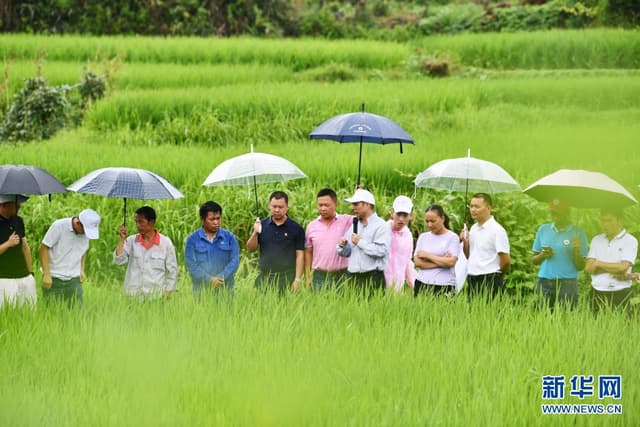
[0,194,36,308]
[246,191,305,294]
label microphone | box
[352,216,358,234]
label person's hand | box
[253,217,262,235]
[211,277,225,288]
[351,233,360,246]
[3,232,21,248]
[118,225,128,240]
[459,227,469,243]
[42,273,53,289]
[80,271,86,283]
[291,278,301,292]
[541,247,554,259]
[338,238,347,248]
[628,272,640,283]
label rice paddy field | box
[1,30,640,425]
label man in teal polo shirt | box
[532,199,589,310]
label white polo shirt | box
[587,229,637,292]
[42,218,90,280]
[467,216,510,275]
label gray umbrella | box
[67,167,184,225]
[0,165,67,199]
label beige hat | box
[392,195,413,214]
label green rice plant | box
[411,28,640,69]
[0,34,410,70]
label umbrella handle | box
[123,197,127,226]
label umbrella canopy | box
[523,169,637,209]
[309,103,413,185]
[68,167,184,224]
[0,164,67,195]
[414,151,521,226]
[202,149,306,215]
[414,156,521,194]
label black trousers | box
[466,272,504,300]
[346,270,385,297]
[255,270,295,295]
[414,280,455,298]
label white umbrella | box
[202,146,306,214]
[68,167,184,224]
[523,169,637,209]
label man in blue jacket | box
[185,201,240,297]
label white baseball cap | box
[0,194,29,204]
[392,195,413,214]
[78,209,101,240]
[345,189,375,205]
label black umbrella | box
[0,165,67,201]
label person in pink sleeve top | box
[384,196,416,292]
[413,204,460,297]
[305,188,352,290]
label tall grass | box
[1,288,638,426]
[412,29,640,69]
[0,34,410,70]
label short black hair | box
[471,193,492,208]
[269,191,288,205]
[199,201,222,220]
[135,206,156,222]
[316,188,337,203]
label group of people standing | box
[0,187,638,312]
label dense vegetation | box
[1,0,638,39]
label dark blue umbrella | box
[0,165,67,197]
[309,104,414,185]
[67,167,184,225]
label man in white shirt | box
[114,206,178,298]
[39,208,101,307]
[585,209,638,314]
[460,193,510,299]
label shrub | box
[0,77,70,141]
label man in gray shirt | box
[337,189,391,295]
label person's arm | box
[80,254,87,283]
[22,237,33,274]
[304,247,313,284]
[498,252,510,273]
[220,235,240,284]
[0,231,21,255]
[355,224,390,258]
[246,218,261,252]
[292,249,304,291]
[414,250,457,268]
[39,243,52,288]
[115,225,127,257]
[184,235,211,284]
[572,236,586,271]
[532,248,554,266]
[586,259,631,275]
[460,229,469,258]
[164,242,178,297]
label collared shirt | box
[41,218,91,280]
[0,214,29,279]
[414,229,460,286]
[305,214,351,272]
[384,221,416,291]
[337,212,390,273]
[258,216,305,273]
[185,227,240,288]
[467,216,510,275]
[532,222,589,279]
[587,229,637,291]
[113,231,178,296]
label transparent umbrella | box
[202,146,306,215]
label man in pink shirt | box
[305,188,352,290]
[384,196,416,292]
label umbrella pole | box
[357,138,363,187]
[123,197,127,226]
[253,175,259,217]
